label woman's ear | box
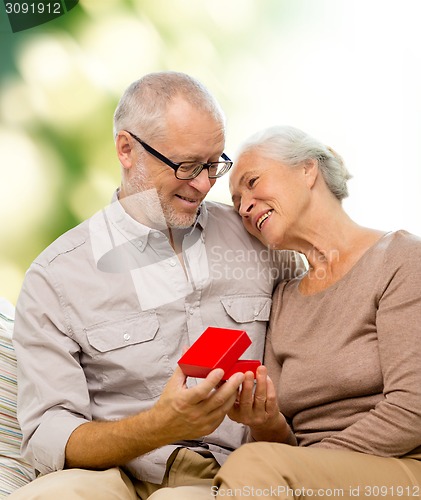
[303,158,319,189]
[115,131,135,170]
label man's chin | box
[165,211,199,229]
[168,219,197,229]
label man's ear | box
[303,158,319,189]
[116,131,135,170]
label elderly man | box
[11,72,301,499]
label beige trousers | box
[7,448,218,500]
[213,442,421,499]
[11,443,420,500]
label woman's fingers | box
[253,365,268,411]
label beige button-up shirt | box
[13,195,302,483]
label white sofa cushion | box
[0,298,35,497]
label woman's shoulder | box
[373,230,421,286]
[384,229,421,260]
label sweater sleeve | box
[315,232,421,457]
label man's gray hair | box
[113,71,225,142]
[237,125,352,201]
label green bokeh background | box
[1,0,420,304]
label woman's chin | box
[246,225,281,250]
[261,234,284,250]
[256,231,274,249]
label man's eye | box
[178,163,201,173]
[248,177,258,188]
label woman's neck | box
[298,219,386,295]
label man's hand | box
[150,366,245,441]
[65,366,245,470]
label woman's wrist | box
[250,414,296,445]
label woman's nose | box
[238,198,254,218]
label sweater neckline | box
[294,231,395,298]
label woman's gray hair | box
[113,71,225,142]
[238,125,352,201]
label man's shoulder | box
[202,200,243,228]
[203,200,237,215]
[202,201,306,277]
[202,200,256,241]
[33,219,90,268]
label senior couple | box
[10,72,421,499]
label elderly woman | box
[214,126,421,498]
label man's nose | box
[188,169,212,194]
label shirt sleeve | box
[13,262,91,474]
[314,234,421,457]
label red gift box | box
[178,327,261,380]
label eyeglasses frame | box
[125,130,232,180]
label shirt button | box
[253,311,259,317]
[189,308,194,315]
[169,259,176,266]
[123,333,130,341]
[153,233,160,239]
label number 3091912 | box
[5,2,62,14]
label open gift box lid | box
[178,327,261,380]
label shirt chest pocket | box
[219,295,272,359]
[221,295,271,323]
[84,312,172,400]
[86,312,159,352]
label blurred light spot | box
[0,77,34,126]
[0,129,62,241]
[79,0,122,16]
[80,15,162,94]
[69,169,119,221]
[0,262,24,307]
[16,34,106,128]
[204,0,255,30]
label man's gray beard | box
[139,189,198,229]
[163,200,199,229]
[127,170,198,229]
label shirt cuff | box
[27,413,88,474]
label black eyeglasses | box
[125,131,233,180]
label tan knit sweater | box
[266,230,421,459]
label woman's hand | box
[228,365,295,444]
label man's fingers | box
[167,365,188,389]
[205,372,245,410]
[186,368,225,405]
[207,373,245,415]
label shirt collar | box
[107,189,207,251]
